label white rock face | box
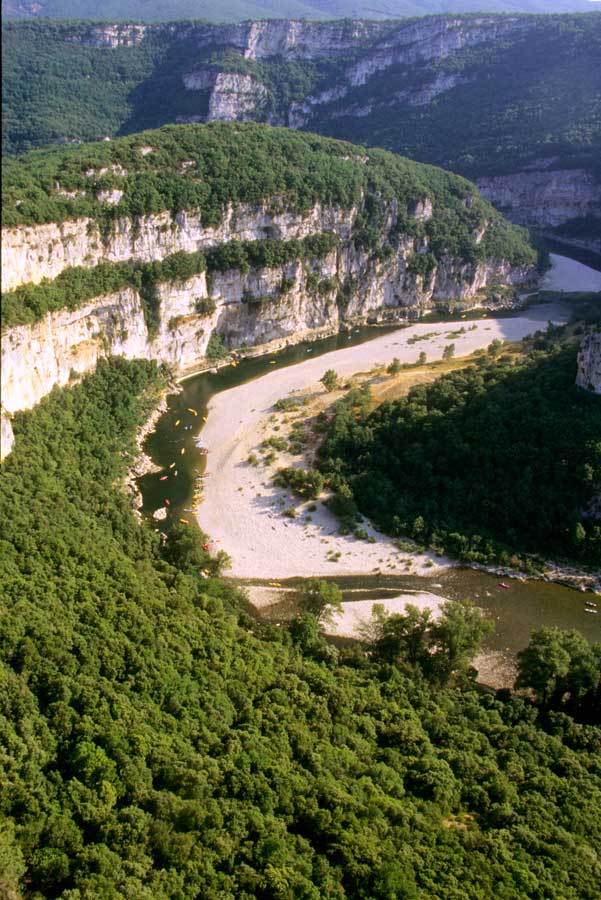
[67,24,149,48]
[208,73,267,121]
[0,205,533,458]
[287,16,524,127]
[97,189,124,206]
[576,333,601,395]
[1,202,355,293]
[241,20,387,60]
[476,169,601,229]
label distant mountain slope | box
[3,14,600,239]
[2,0,596,22]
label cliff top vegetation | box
[1,123,536,273]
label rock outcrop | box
[476,169,601,237]
[0,201,534,459]
[1,202,354,293]
[207,73,267,122]
[576,332,601,394]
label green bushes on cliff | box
[0,233,339,328]
[1,355,601,899]
[205,231,339,275]
[2,123,536,273]
[0,251,205,329]
[2,123,368,227]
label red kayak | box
[499,582,510,590]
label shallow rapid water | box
[139,252,601,660]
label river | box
[139,252,601,677]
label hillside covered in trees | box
[318,329,601,570]
[1,355,600,899]
[1,121,538,254]
[3,14,600,183]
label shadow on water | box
[139,323,402,521]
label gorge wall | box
[0,203,533,460]
[576,332,601,395]
[5,14,601,242]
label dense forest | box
[3,15,600,186]
[319,330,601,569]
[1,123,536,283]
[1,356,601,899]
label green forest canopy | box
[1,122,536,275]
[3,14,600,184]
[1,356,600,899]
[318,331,601,569]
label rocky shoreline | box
[472,561,601,597]
[123,381,182,514]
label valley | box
[3,14,601,246]
[1,18,600,896]
[135,250,600,687]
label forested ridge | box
[3,14,600,186]
[1,123,535,279]
[319,329,601,569]
[1,356,601,899]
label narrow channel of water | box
[139,252,601,657]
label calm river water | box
[140,251,601,658]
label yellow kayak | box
[187,408,198,416]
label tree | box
[429,599,494,684]
[370,604,433,668]
[516,628,573,705]
[387,358,402,375]
[516,627,600,713]
[320,369,339,391]
[417,351,427,366]
[488,339,503,357]
[442,343,455,360]
[302,578,343,623]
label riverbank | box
[124,381,181,513]
[197,301,571,581]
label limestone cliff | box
[0,202,533,459]
[1,203,354,293]
[476,170,601,249]
[576,332,601,395]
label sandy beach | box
[324,592,446,638]
[197,300,570,580]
